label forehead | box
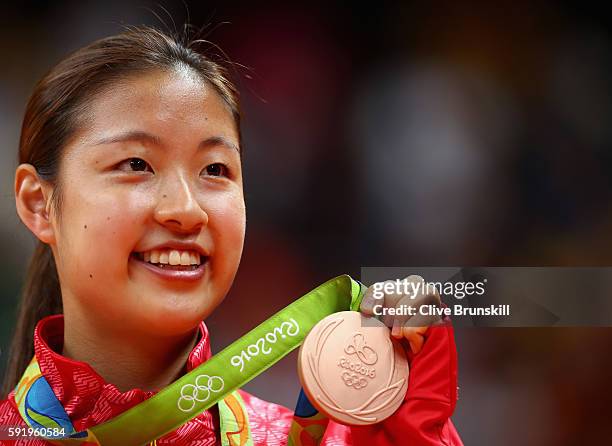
[79,67,238,146]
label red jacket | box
[0,315,462,445]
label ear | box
[15,164,56,244]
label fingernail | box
[409,339,418,354]
[361,296,373,312]
[391,322,401,338]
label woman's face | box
[50,67,245,337]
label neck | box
[62,315,199,392]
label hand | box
[359,275,442,354]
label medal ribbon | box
[15,275,366,446]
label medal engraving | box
[298,311,409,425]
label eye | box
[117,158,153,173]
[202,163,229,177]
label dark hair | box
[2,26,241,397]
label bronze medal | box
[297,311,409,425]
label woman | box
[0,26,462,445]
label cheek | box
[56,185,151,280]
[208,193,246,270]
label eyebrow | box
[92,130,240,153]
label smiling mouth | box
[131,249,207,271]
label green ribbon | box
[37,275,364,445]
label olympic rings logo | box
[177,374,225,413]
[341,371,368,389]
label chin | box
[143,304,210,336]
[124,284,226,336]
[139,315,202,338]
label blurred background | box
[1,1,612,444]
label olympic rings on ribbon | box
[177,374,225,413]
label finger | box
[396,280,442,329]
[408,275,442,307]
[381,276,424,327]
[394,294,442,330]
[389,275,439,329]
[399,309,441,330]
[390,287,436,327]
[403,327,427,354]
[359,281,388,315]
[387,294,416,334]
[360,279,407,321]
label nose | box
[154,173,208,233]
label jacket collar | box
[32,314,214,433]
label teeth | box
[169,250,180,265]
[138,248,203,266]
